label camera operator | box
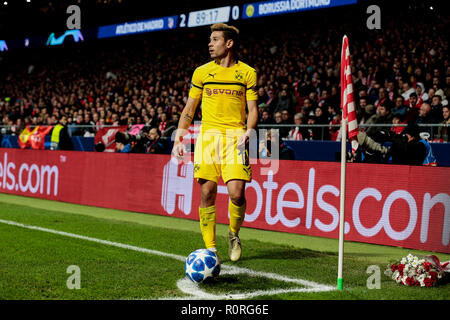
[355,124,435,166]
[390,124,427,166]
[114,129,149,153]
[114,131,132,153]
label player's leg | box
[226,179,246,233]
[194,129,221,251]
[221,132,251,262]
[225,179,246,262]
[198,178,218,251]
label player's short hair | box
[210,23,240,49]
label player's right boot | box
[228,231,242,262]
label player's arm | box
[172,96,201,159]
[238,68,259,147]
[238,100,258,148]
[246,99,258,132]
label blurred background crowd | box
[0,0,448,150]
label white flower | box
[407,254,414,262]
[401,258,407,264]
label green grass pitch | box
[0,193,449,300]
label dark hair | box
[150,127,161,137]
[210,23,240,50]
[379,103,391,112]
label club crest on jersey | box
[234,70,244,81]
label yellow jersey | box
[188,60,258,131]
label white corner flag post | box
[337,116,347,291]
[338,34,359,291]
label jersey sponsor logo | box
[205,88,244,97]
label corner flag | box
[340,35,359,154]
[337,35,359,291]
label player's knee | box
[201,190,216,207]
[229,193,245,207]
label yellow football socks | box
[199,205,217,249]
[229,200,246,235]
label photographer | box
[114,128,148,153]
[389,124,427,166]
[355,124,434,166]
[114,131,132,153]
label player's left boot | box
[228,231,242,262]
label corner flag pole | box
[337,117,347,291]
[338,34,359,291]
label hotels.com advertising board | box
[0,148,449,253]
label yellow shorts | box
[193,129,251,184]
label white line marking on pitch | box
[0,218,335,299]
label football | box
[185,249,221,283]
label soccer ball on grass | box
[185,249,221,283]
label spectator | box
[359,103,376,127]
[302,98,314,117]
[401,81,416,101]
[415,103,435,135]
[314,106,330,140]
[415,82,429,103]
[374,88,388,111]
[406,92,422,110]
[274,89,293,115]
[257,87,269,107]
[392,96,407,118]
[327,105,338,124]
[287,113,305,141]
[430,94,444,123]
[391,114,406,135]
[435,106,450,142]
[260,109,274,125]
[366,104,394,138]
[273,111,290,139]
[158,112,168,135]
[69,114,85,136]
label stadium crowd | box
[0,3,449,154]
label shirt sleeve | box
[188,67,203,99]
[246,69,258,101]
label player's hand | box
[172,140,185,160]
[237,131,250,150]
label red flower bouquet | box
[385,254,450,287]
